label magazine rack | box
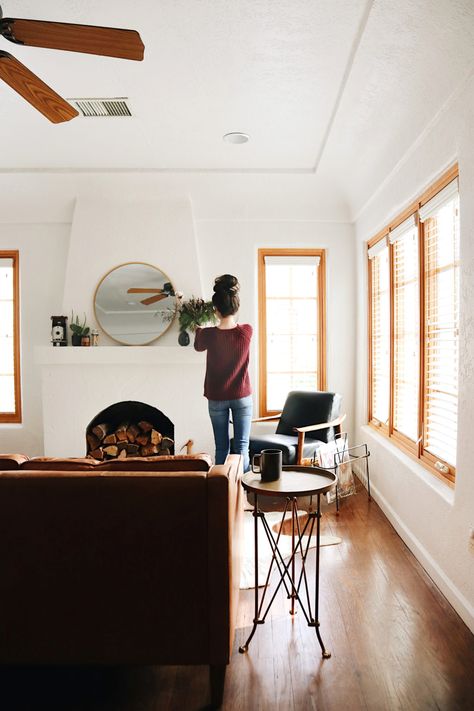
[312,433,371,513]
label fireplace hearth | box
[86,401,174,460]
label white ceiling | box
[1,0,473,217]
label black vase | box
[71,334,82,346]
[178,330,190,346]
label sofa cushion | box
[96,454,212,472]
[0,454,29,470]
[22,457,98,471]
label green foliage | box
[69,310,90,337]
[178,297,217,333]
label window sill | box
[361,425,455,506]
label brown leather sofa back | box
[21,453,212,472]
[0,454,242,668]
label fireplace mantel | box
[34,345,212,458]
[35,346,205,366]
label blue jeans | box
[208,395,253,472]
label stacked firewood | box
[87,420,174,460]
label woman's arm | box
[194,327,208,352]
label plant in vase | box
[177,297,217,346]
[70,311,90,346]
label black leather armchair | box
[249,391,345,466]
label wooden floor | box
[2,482,474,711]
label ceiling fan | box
[127,283,175,307]
[0,5,144,123]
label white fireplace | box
[35,346,214,458]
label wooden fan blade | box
[140,294,168,306]
[127,288,162,294]
[1,18,144,61]
[0,51,78,123]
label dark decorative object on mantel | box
[51,316,68,347]
[178,330,190,346]
[70,311,90,346]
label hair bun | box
[213,274,239,295]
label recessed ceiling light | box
[223,132,249,144]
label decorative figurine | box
[51,316,68,347]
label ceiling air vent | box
[67,98,132,117]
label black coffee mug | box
[252,448,282,482]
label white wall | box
[0,223,70,455]
[354,72,474,632]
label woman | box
[194,274,253,471]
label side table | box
[239,465,337,659]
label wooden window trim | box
[0,250,21,424]
[367,236,389,433]
[366,164,459,485]
[258,248,326,417]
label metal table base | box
[239,491,331,659]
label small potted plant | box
[70,311,90,346]
[177,297,217,346]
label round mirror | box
[94,263,176,345]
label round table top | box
[241,465,337,498]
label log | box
[127,424,140,442]
[159,447,171,456]
[90,447,104,460]
[87,433,101,451]
[150,429,162,446]
[138,420,153,433]
[115,423,129,442]
[117,441,129,452]
[103,445,119,458]
[118,448,128,460]
[126,443,140,455]
[92,423,109,441]
[135,433,149,446]
[140,444,159,457]
[161,436,174,450]
[103,433,117,445]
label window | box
[258,248,326,415]
[367,167,459,482]
[0,251,21,423]
[420,183,460,474]
[392,216,419,443]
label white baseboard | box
[367,480,474,634]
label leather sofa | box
[0,452,243,708]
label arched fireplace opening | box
[85,401,174,459]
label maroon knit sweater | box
[194,324,252,400]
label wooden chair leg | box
[209,664,226,708]
[297,431,305,464]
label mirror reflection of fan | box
[0,5,144,123]
[127,282,175,307]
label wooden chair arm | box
[295,414,346,465]
[293,414,346,434]
[252,414,282,423]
